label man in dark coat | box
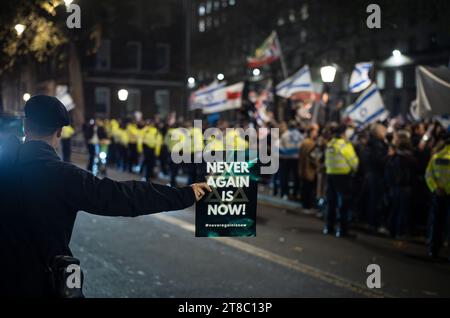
[364,124,388,232]
[0,95,210,297]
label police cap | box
[24,95,70,128]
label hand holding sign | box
[196,151,259,237]
[191,183,212,202]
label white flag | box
[276,65,312,98]
[345,84,388,128]
[349,62,373,93]
[202,82,244,114]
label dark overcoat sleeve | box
[64,165,196,217]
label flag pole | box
[274,31,288,79]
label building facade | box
[82,0,188,121]
[190,0,450,116]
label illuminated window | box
[229,0,236,6]
[198,19,205,32]
[206,1,212,13]
[395,70,403,89]
[376,70,385,89]
[289,10,296,22]
[301,4,309,20]
[198,5,206,16]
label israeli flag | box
[345,84,388,128]
[190,81,227,111]
[276,65,312,98]
[349,62,373,93]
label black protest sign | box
[195,151,258,237]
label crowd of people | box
[276,118,449,258]
[60,114,450,259]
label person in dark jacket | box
[385,131,418,239]
[364,124,388,232]
[0,95,211,297]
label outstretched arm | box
[66,166,210,217]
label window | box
[198,5,206,16]
[94,87,110,117]
[300,30,307,43]
[155,44,170,73]
[214,0,220,11]
[126,41,142,70]
[289,10,296,23]
[206,1,212,13]
[126,89,141,116]
[376,70,385,89]
[214,17,220,27]
[395,70,403,89]
[155,90,170,118]
[206,16,213,28]
[96,40,110,70]
[301,4,309,20]
[198,19,206,32]
[229,0,236,6]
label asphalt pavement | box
[70,157,450,298]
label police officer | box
[324,124,359,237]
[61,124,75,162]
[165,123,186,187]
[142,120,162,181]
[425,133,450,259]
[0,95,211,297]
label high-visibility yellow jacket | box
[165,128,186,153]
[127,123,139,144]
[325,138,359,175]
[225,129,248,151]
[205,136,224,152]
[109,119,119,138]
[143,126,159,149]
[425,145,450,194]
[61,126,75,139]
[189,127,204,153]
[154,132,163,157]
[116,128,129,146]
[136,127,145,154]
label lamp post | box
[320,65,337,123]
[187,77,196,88]
[118,89,129,118]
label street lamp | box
[118,89,128,101]
[23,93,31,102]
[14,24,26,36]
[392,49,402,58]
[217,73,225,81]
[252,68,261,77]
[187,77,196,88]
[320,65,337,83]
